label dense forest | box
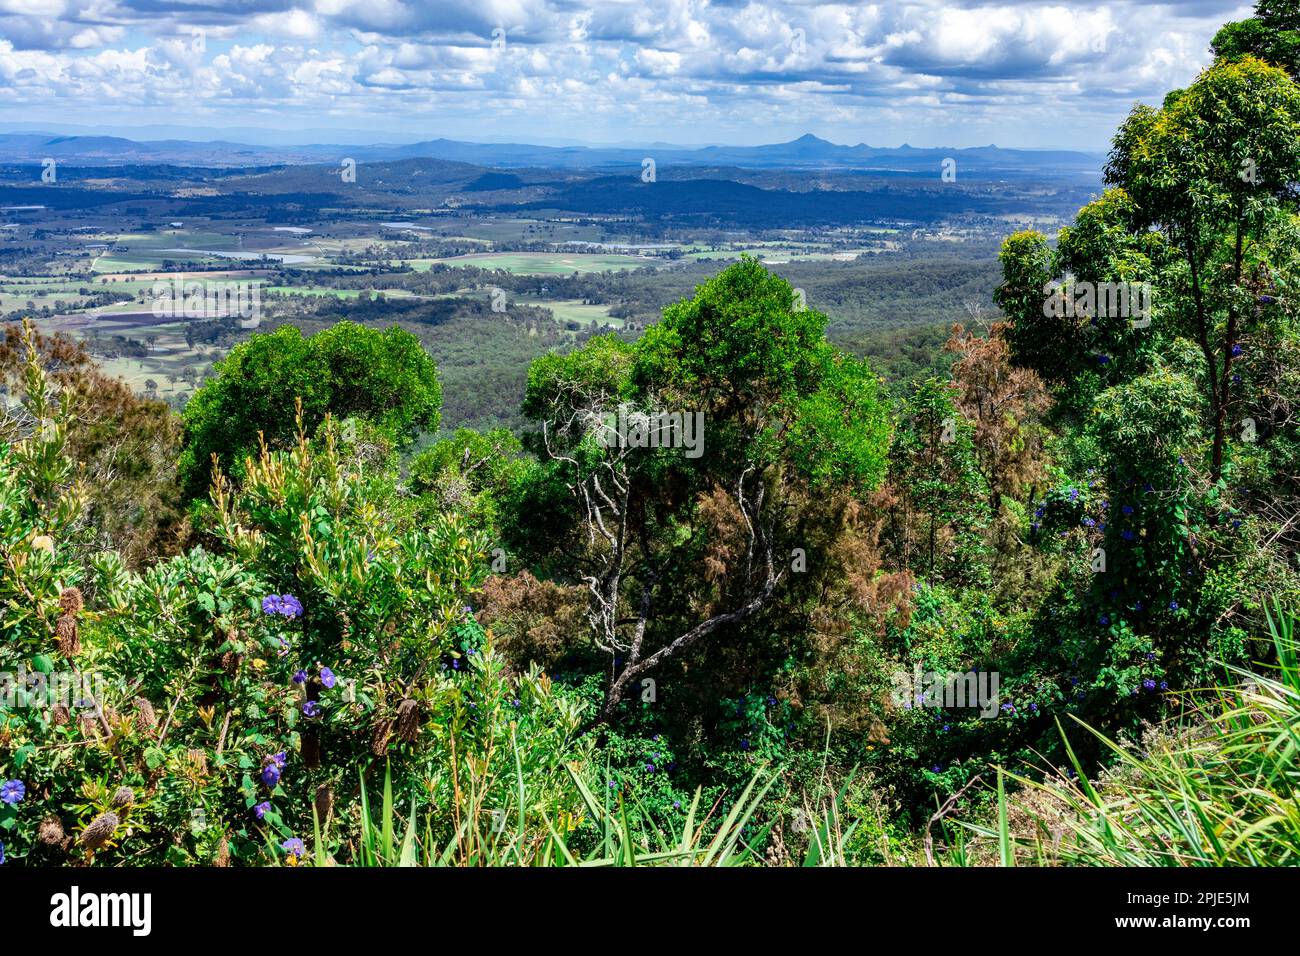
[3,2,1300,868]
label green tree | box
[1104,56,1300,480]
[1213,1,1300,76]
[516,258,892,725]
[178,322,441,498]
[885,377,988,582]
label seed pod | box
[214,836,231,868]
[51,704,70,726]
[395,698,421,742]
[370,717,391,757]
[301,729,321,769]
[313,785,334,825]
[111,786,134,809]
[58,587,83,615]
[38,816,65,846]
[79,811,119,851]
[133,697,157,735]
[55,614,80,657]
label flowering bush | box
[0,332,590,865]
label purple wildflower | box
[0,780,24,804]
[262,594,303,620]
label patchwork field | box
[418,252,658,274]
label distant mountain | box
[0,131,1102,177]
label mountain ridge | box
[0,131,1103,175]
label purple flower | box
[260,764,281,788]
[292,670,307,684]
[0,841,4,865]
[1169,600,1179,611]
[1121,505,1134,516]
[319,667,336,689]
[1099,614,1110,626]
[261,594,303,620]
[280,837,305,858]
[303,700,321,717]
[1143,678,1157,691]
[271,752,286,768]
[254,801,271,820]
[1231,344,1243,357]
[0,780,24,804]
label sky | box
[0,1,1255,149]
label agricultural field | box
[417,251,659,274]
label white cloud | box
[0,0,1258,147]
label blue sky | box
[0,1,1253,148]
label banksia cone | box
[214,836,230,867]
[56,614,79,657]
[79,811,119,851]
[78,714,99,738]
[370,717,391,756]
[301,729,321,769]
[313,784,334,825]
[55,587,83,657]
[38,816,65,846]
[395,698,421,742]
[59,587,83,615]
[51,704,70,726]
[133,697,157,736]
[111,786,134,808]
